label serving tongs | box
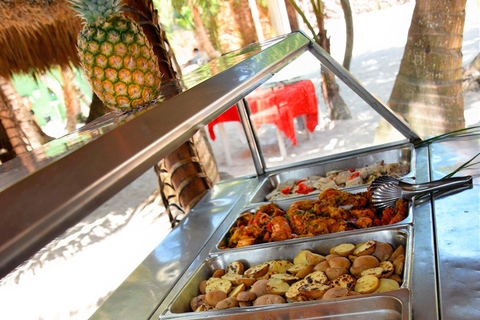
[371,175,473,210]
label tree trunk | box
[383,0,467,138]
[231,0,258,47]
[0,77,29,157]
[340,0,353,70]
[316,5,352,120]
[59,66,79,133]
[124,0,219,224]
[188,0,220,59]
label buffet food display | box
[220,188,408,249]
[265,161,409,200]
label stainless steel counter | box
[429,134,480,320]
[90,178,255,320]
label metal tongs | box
[371,175,473,210]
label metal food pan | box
[215,187,413,252]
[248,144,415,205]
[161,226,411,319]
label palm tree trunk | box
[124,0,219,224]
[231,0,258,47]
[188,0,220,59]
[340,0,353,70]
[59,66,79,133]
[0,76,29,157]
[385,0,466,138]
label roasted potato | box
[239,301,252,307]
[372,242,394,261]
[330,274,356,291]
[360,267,384,278]
[314,260,330,272]
[379,261,395,278]
[285,279,306,300]
[266,278,290,295]
[350,255,380,277]
[305,251,326,265]
[198,280,208,294]
[270,273,298,284]
[226,261,245,275]
[245,263,269,278]
[212,269,226,278]
[205,278,233,294]
[253,294,287,306]
[388,274,403,285]
[326,266,349,281]
[216,296,239,309]
[228,284,246,297]
[293,249,312,265]
[353,240,376,256]
[194,304,213,312]
[393,254,405,275]
[332,243,355,256]
[287,263,314,279]
[205,290,227,306]
[250,279,269,297]
[235,277,257,287]
[221,273,244,284]
[322,287,349,300]
[374,278,400,293]
[190,294,207,311]
[328,257,351,269]
[268,260,294,274]
[236,291,257,302]
[326,254,342,262]
[389,245,405,262]
[354,275,380,294]
[298,282,331,299]
[304,270,329,284]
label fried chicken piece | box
[355,217,373,228]
[269,216,294,242]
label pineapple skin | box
[78,14,162,110]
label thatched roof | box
[0,0,82,79]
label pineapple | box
[68,0,162,110]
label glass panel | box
[245,51,405,169]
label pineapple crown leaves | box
[67,0,125,24]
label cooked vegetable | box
[235,277,257,287]
[205,278,232,294]
[353,240,376,256]
[221,273,244,284]
[360,267,384,278]
[298,282,331,299]
[226,261,245,275]
[354,275,380,294]
[205,290,228,306]
[270,273,298,284]
[372,242,394,261]
[190,295,207,311]
[250,279,269,297]
[379,261,395,278]
[293,249,312,265]
[393,254,405,275]
[330,274,356,291]
[322,287,349,299]
[305,251,326,265]
[228,284,246,297]
[389,245,405,262]
[326,266,349,281]
[253,294,287,306]
[285,279,307,300]
[245,263,269,278]
[266,278,291,295]
[374,278,400,292]
[288,264,314,278]
[328,257,351,269]
[212,269,226,278]
[216,297,239,309]
[198,280,208,294]
[268,260,294,274]
[314,260,330,272]
[237,291,257,302]
[239,301,252,307]
[350,255,380,277]
[332,243,355,256]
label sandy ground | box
[0,1,478,319]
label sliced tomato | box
[348,171,360,180]
[294,183,314,194]
[281,186,291,194]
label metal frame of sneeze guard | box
[236,31,421,176]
